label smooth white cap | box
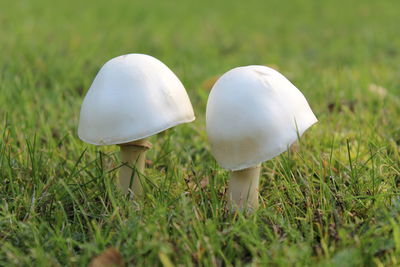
[206,65,317,171]
[78,54,195,145]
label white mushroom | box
[78,53,195,197]
[206,65,317,211]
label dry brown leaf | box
[187,176,209,191]
[322,159,338,174]
[289,142,299,153]
[89,248,125,267]
[145,159,153,167]
[199,176,209,189]
[201,75,220,91]
[265,64,280,71]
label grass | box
[0,0,399,265]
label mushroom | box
[206,65,317,211]
[78,53,195,197]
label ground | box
[0,0,399,266]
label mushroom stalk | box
[227,164,261,211]
[119,138,152,197]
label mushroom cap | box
[206,65,317,171]
[78,54,195,145]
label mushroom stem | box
[227,164,261,211]
[119,138,152,197]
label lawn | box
[0,0,399,265]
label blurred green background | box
[0,0,399,265]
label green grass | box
[1,0,400,265]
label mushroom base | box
[119,138,152,198]
[227,164,261,212]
